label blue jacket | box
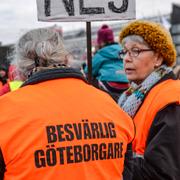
[85,43,128,82]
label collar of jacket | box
[135,71,177,113]
[156,71,176,84]
[22,67,87,87]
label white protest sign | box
[37,0,136,22]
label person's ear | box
[154,54,163,68]
[64,58,68,65]
[65,53,74,66]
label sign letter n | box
[62,0,75,16]
[44,0,51,16]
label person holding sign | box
[118,20,180,180]
[0,27,134,180]
[84,24,129,101]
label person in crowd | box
[0,65,8,87]
[118,20,180,180]
[173,64,180,79]
[0,27,134,180]
[0,65,23,96]
[84,24,129,101]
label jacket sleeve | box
[83,53,104,78]
[91,53,105,77]
[123,103,180,180]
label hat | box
[97,24,114,45]
[119,20,176,67]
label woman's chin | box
[127,75,136,82]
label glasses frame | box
[119,48,153,59]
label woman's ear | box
[64,58,68,65]
[154,54,163,68]
[65,53,74,66]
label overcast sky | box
[0,0,180,45]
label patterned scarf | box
[118,65,172,118]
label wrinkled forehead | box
[121,35,150,48]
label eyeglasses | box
[119,47,153,59]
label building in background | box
[170,3,180,65]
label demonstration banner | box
[37,0,136,22]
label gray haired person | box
[0,27,134,179]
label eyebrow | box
[123,46,139,50]
[124,44,148,49]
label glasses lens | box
[130,48,140,57]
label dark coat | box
[124,72,180,180]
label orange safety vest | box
[0,78,134,180]
[133,79,180,156]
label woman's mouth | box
[125,68,135,74]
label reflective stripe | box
[133,152,144,159]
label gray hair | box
[121,35,150,48]
[12,28,70,79]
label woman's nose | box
[123,52,132,63]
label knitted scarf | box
[118,65,172,118]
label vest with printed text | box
[0,78,134,180]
